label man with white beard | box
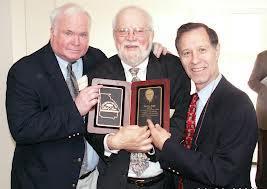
[86,6,191,189]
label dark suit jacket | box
[87,53,191,189]
[6,43,107,189]
[159,76,258,189]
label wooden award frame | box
[87,78,170,134]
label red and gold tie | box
[178,93,199,189]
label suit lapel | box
[82,48,96,75]
[82,55,89,75]
[41,43,72,102]
[192,99,213,150]
[146,53,164,80]
[110,55,127,81]
[192,77,227,150]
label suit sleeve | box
[88,46,108,64]
[6,64,85,145]
[248,51,267,93]
[159,93,258,187]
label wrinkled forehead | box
[55,12,89,30]
[179,28,211,49]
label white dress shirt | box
[103,58,163,178]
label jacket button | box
[68,136,71,139]
[72,183,76,187]
[77,133,80,136]
[77,158,82,162]
[73,134,76,137]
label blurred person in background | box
[249,50,267,189]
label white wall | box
[0,0,14,188]
[1,0,267,188]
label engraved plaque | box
[137,87,162,126]
[96,87,123,128]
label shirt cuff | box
[104,133,119,156]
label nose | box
[72,34,80,45]
[125,30,136,41]
[191,51,200,64]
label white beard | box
[117,43,153,67]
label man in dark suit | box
[6,3,106,189]
[148,22,258,189]
[87,6,191,189]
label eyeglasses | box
[114,27,152,37]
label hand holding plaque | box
[87,78,170,134]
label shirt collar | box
[55,55,83,79]
[191,74,222,105]
[56,55,82,68]
[121,57,149,72]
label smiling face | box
[113,7,154,67]
[177,27,220,91]
[50,12,89,62]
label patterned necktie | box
[184,93,199,149]
[66,62,88,178]
[129,67,141,82]
[128,67,149,176]
[66,62,79,98]
[178,93,199,189]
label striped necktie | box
[66,62,79,98]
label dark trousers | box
[256,129,267,189]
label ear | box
[50,26,56,37]
[113,31,120,50]
[151,30,154,40]
[215,43,220,60]
[113,30,116,40]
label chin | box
[125,60,141,67]
[69,55,82,60]
[191,77,203,84]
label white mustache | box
[123,43,140,47]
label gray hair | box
[50,3,91,29]
[112,6,154,30]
